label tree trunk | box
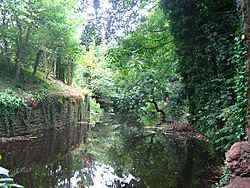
[32,50,43,80]
[67,60,73,85]
[241,0,250,141]
[44,52,50,79]
[59,66,65,82]
[15,27,23,80]
[53,58,57,79]
[150,86,166,123]
[150,98,166,123]
[15,22,31,80]
[56,55,65,82]
[15,57,22,80]
[2,9,11,69]
[15,42,23,80]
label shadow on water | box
[0,112,219,188]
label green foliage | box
[89,98,103,124]
[26,87,49,102]
[0,88,26,136]
[80,0,156,47]
[0,156,24,187]
[107,6,186,123]
[212,36,247,151]
[161,0,247,151]
[0,82,56,136]
[34,83,57,101]
[0,178,24,188]
[0,0,82,82]
[0,89,27,110]
[90,98,102,114]
[212,167,232,188]
[73,44,115,101]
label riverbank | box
[0,72,90,137]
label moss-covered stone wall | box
[0,94,90,137]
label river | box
[0,112,219,188]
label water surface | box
[0,113,218,188]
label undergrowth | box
[212,167,232,188]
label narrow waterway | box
[0,112,219,188]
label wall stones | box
[0,94,90,137]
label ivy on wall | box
[161,0,247,151]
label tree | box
[0,0,82,83]
[80,0,156,48]
[2,0,44,79]
[73,44,115,100]
[107,7,184,123]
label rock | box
[223,176,250,188]
[225,141,250,177]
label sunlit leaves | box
[73,44,115,100]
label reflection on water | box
[81,161,138,187]
[0,113,219,188]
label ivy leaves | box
[162,0,247,151]
[0,89,27,110]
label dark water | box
[0,113,219,188]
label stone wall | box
[0,94,90,137]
